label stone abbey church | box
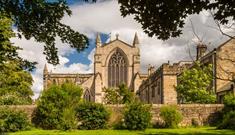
[43,33,235,104]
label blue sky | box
[65,33,109,66]
[60,0,106,66]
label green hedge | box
[32,83,82,130]
[123,102,152,130]
[218,94,235,129]
[0,108,30,132]
[160,105,183,128]
[76,102,110,130]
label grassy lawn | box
[7,127,235,135]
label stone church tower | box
[43,33,146,103]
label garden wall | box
[0,104,224,126]
[151,104,224,126]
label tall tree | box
[0,12,34,105]
[0,0,89,65]
[176,62,216,103]
[0,61,33,105]
[118,0,235,40]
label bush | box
[160,105,183,128]
[76,102,110,130]
[217,94,235,129]
[0,108,30,132]
[223,94,235,111]
[32,83,82,130]
[123,102,152,130]
[218,111,235,130]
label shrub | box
[123,102,152,130]
[32,83,82,130]
[217,94,235,129]
[218,111,235,130]
[76,102,110,130]
[160,105,183,128]
[223,94,235,111]
[0,108,30,132]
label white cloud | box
[10,36,94,99]
[11,0,234,99]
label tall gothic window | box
[108,50,128,87]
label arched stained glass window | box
[108,50,128,87]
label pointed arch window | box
[84,89,91,102]
[108,50,128,87]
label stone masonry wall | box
[1,104,223,127]
[151,104,223,126]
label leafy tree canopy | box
[0,12,36,70]
[118,0,235,40]
[0,61,34,105]
[0,12,33,105]
[102,84,135,104]
[0,0,89,65]
[176,62,216,103]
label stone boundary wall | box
[151,104,224,126]
[0,104,224,126]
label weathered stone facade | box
[138,62,192,104]
[138,38,235,104]
[43,33,147,103]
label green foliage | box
[0,12,36,71]
[160,105,183,128]
[176,62,216,103]
[0,108,30,132]
[32,83,82,130]
[118,84,134,104]
[118,0,234,40]
[217,94,235,129]
[103,84,135,104]
[60,107,77,130]
[76,101,110,130]
[123,102,152,130]
[218,111,235,130]
[0,62,33,105]
[5,127,235,135]
[223,94,235,111]
[0,12,34,105]
[0,0,88,65]
[102,87,121,104]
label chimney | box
[196,42,207,60]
